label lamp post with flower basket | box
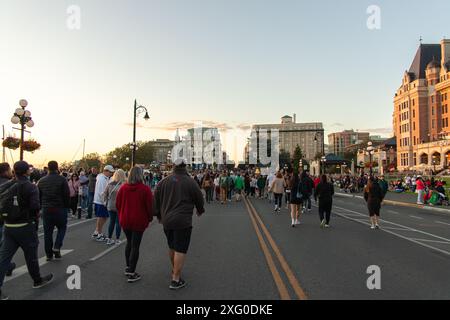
[10,99,39,161]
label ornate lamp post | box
[320,156,327,175]
[131,99,150,167]
[11,99,35,161]
[366,142,375,175]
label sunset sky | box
[1,0,449,166]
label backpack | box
[0,180,27,224]
[220,177,228,188]
[296,179,308,199]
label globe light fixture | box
[19,99,28,107]
[26,120,34,128]
[11,116,20,124]
[15,108,25,116]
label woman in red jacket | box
[116,166,154,283]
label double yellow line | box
[243,197,308,300]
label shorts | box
[164,227,193,254]
[95,204,109,218]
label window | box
[432,107,435,116]
[432,119,435,129]
[413,122,415,130]
[432,96,434,103]
[413,99,415,106]
[413,109,415,118]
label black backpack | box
[0,180,27,224]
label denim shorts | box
[94,204,109,218]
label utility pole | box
[2,125,5,163]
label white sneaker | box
[106,239,114,245]
[324,224,330,228]
[370,225,376,230]
[115,239,122,245]
[320,219,326,228]
[295,220,301,225]
[274,206,278,211]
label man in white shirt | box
[92,165,115,241]
[266,172,276,203]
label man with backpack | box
[0,163,16,277]
[0,161,54,300]
[219,171,228,205]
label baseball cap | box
[13,161,30,176]
[173,158,186,166]
[103,165,115,173]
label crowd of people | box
[0,159,205,300]
[2,156,448,300]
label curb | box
[335,192,450,215]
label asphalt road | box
[3,194,450,300]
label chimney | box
[441,38,450,67]
[293,113,296,123]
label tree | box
[279,150,291,167]
[80,153,103,170]
[292,145,303,173]
[104,141,155,169]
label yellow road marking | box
[243,198,291,300]
[245,197,308,300]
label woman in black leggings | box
[314,175,334,228]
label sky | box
[1,0,450,167]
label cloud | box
[125,120,249,133]
[330,122,344,127]
[360,127,393,135]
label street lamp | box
[320,156,327,175]
[11,99,34,161]
[366,141,374,175]
[432,155,437,175]
[131,99,150,167]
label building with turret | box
[393,39,450,172]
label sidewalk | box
[335,190,450,214]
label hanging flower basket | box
[2,136,20,150]
[21,139,41,153]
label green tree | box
[104,141,155,169]
[292,145,303,173]
[81,153,103,170]
[279,150,291,167]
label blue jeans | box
[87,192,95,218]
[108,211,121,239]
[42,208,68,257]
[81,194,88,210]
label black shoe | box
[46,255,53,262]
[124,267,134,276]
[33,274,54,289]
[170,279,187,290]
[6,262,16,277]
[53,250,62,260]
[0,290,8,301]
[127,273,142,283]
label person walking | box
[79,171,89,212]
[314,175,334,228]
[201,173,213,204]
[364,176,384,229]
[87,167,98,219]
[234,173,244,202]
[37,161,71,261]
[378,175,388,200]
[0,163,16,277]
[154,159,205,290]
[269,171,286,213]
[0,161,54,300]
[300,171,314,213]
[116,166,153,283]
[103,169,126,245]
[289,170,302,227]
[92,165,115,242]
[219,171,228,205]
[68,173,80,219]
[416,175,425,205]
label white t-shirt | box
[94,173,110,205]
